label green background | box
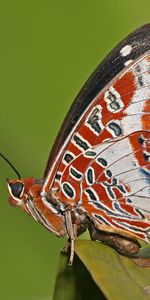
[0,1,150,299]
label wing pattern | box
[48,52,150,242]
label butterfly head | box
[7,178,34,209]
[0,153,35,209]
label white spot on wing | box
[120,45,132,57]
[124,59,133,66]
[96,137,134,168]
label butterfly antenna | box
[0,153,21,179]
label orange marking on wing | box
[67,142,81,156]
[96,130,113,143]
[114,71,135,105]
[120,203,140,217]
[78,125,99,145]
[70,155,91,174]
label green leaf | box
[53,240,150,300]
[75,240,150,300]
[52,249,106,300]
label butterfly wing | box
[44,24,150,182]
[42,24,150,242]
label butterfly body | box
[7,24,150,264]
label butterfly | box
[6,24,150,265]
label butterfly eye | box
[9,182,24,199]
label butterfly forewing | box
[43,25,150,242]
[43,24,150,182]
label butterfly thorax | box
[7,177,88,240]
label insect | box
[5,24,150,265]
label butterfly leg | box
[64,209,77,266]
[61,239,71,254]
[63,207,88,265]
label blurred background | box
[0,1,150,299]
